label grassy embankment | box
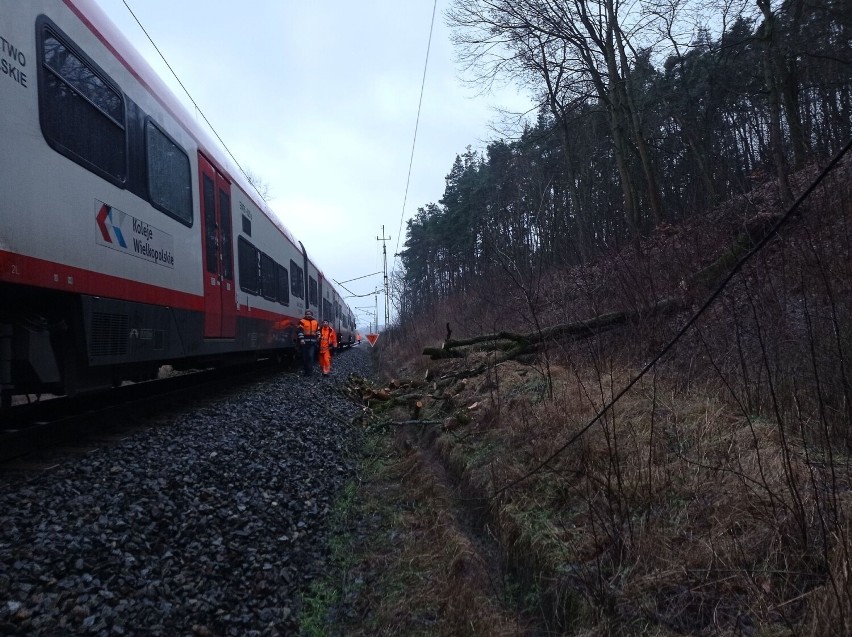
[302,164,852,636]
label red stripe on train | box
[0,251,301,325]
[0,250,204,311]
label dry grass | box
[336,347,852,634]
[314,162,852,635]
[320,422,530,637]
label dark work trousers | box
[301,340,317,376]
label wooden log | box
[423,296,686,379]
[434,296,683,354]
[422,347,463,359]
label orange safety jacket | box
[297,317,320,342]
[319,325,337,352]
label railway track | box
[0,359,288,469]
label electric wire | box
[120,0,267,204]
[493,137,852,498]
[393,0,439,270]
[337,272,383,285]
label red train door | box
[198,153,236,338]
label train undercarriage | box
[0,284,294,409]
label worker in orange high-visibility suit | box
[297,309,320,376]
[318,319,338,377]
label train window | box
[238,237,259,294]
[242,215,252,237]
[203,175,218,274]
[38,21,126,185]
[323,299,332,322]
[309,277,318,307]
[219,189,233,278]
[277,264,290,305]
[260,253,277,301]
[146,121,192,225]
[290,261,304,299]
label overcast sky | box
[91,0,533,328]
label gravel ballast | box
[0,345,374,636]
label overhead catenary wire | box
[120,0,267,204]
[335,273,382,298]
[492,137,852,499]
[392,0,439,272]
[346,288,384,299]
[337,272,383,286]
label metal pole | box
[377,226,391,329]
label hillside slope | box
[312,158,852,636]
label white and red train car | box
[0,0,356,405]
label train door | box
[198,153,236,339]
[299,241,311,311]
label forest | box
[394,0,851,317]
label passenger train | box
[0,0,357,406]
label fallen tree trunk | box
[421,347,463,359]
[421,209,782,377]
[423,296,684,362]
